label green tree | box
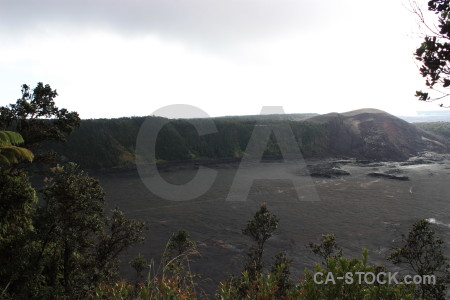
[307,233,343,267]
[220,205,281,299]
[0,130,35,297]
[95,209,146,285]
[0,83,80,162]
[29,163,146,298]
[412,0,450,106]
[32,163,106,296]
[163,230,197,282]
[270,252,293,298]
[297,249,414,300]
[0,83,146,299]
[156,123,190,161]
[129,254,148,284]
[0,168,38,297]
[388,219,449,299]
[242,204,279,279]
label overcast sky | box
[0,0,446,118]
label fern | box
[0,131,33,165]
[0,131,25,146]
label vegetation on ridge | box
[45,117,328,169]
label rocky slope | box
[306,108,448,161]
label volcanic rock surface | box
[306,108,448,161]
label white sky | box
[0,0,447,119]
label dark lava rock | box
[384,168,403,175]
[356,161,385,167]
[367,172,409,181]
[355,160,373,164]
[333,160,354,165]
[308,163,350,178]
[399,159,433,166]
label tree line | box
[43,114,328,170]
[415,122,450,139]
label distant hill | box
[307,108,448,161]
[398,110,450,122]
[46,109,449,169]
[215,113,319,121]
[414,122,450,140]
[399,116,450,122]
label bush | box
[296,249,414,300]
[389,219,450,299]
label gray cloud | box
[0,0,330,47]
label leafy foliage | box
[242,204,280,278]
[92,277,197,300]
[44,117,327,169]
[415,121,450,139]
[95,209,147,286]
[0,163,146,299]
[388,219,449,299]
[0,83,80,163]
[0,83,148,299]
[0,131,34,166]
[307,233,343,267]
[30,205,447,299]
[162,230,198,286]
[298,249,414,300]
[28,164,113,296]
[92,231,199,300]
[129,254,149,283]
[216,266,289,300]
[413,0,450,106]
[0,131,24,145]
[269,252,293,298]
[0,168,38,296]
[219,205,287,299]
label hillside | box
[214,113,319,121]
[307,108,448,161]
[414,122,450,139]
[46,109,449,169]
[46,116,328,169]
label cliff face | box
[307,108,448,161]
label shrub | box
[295,249,415,300]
